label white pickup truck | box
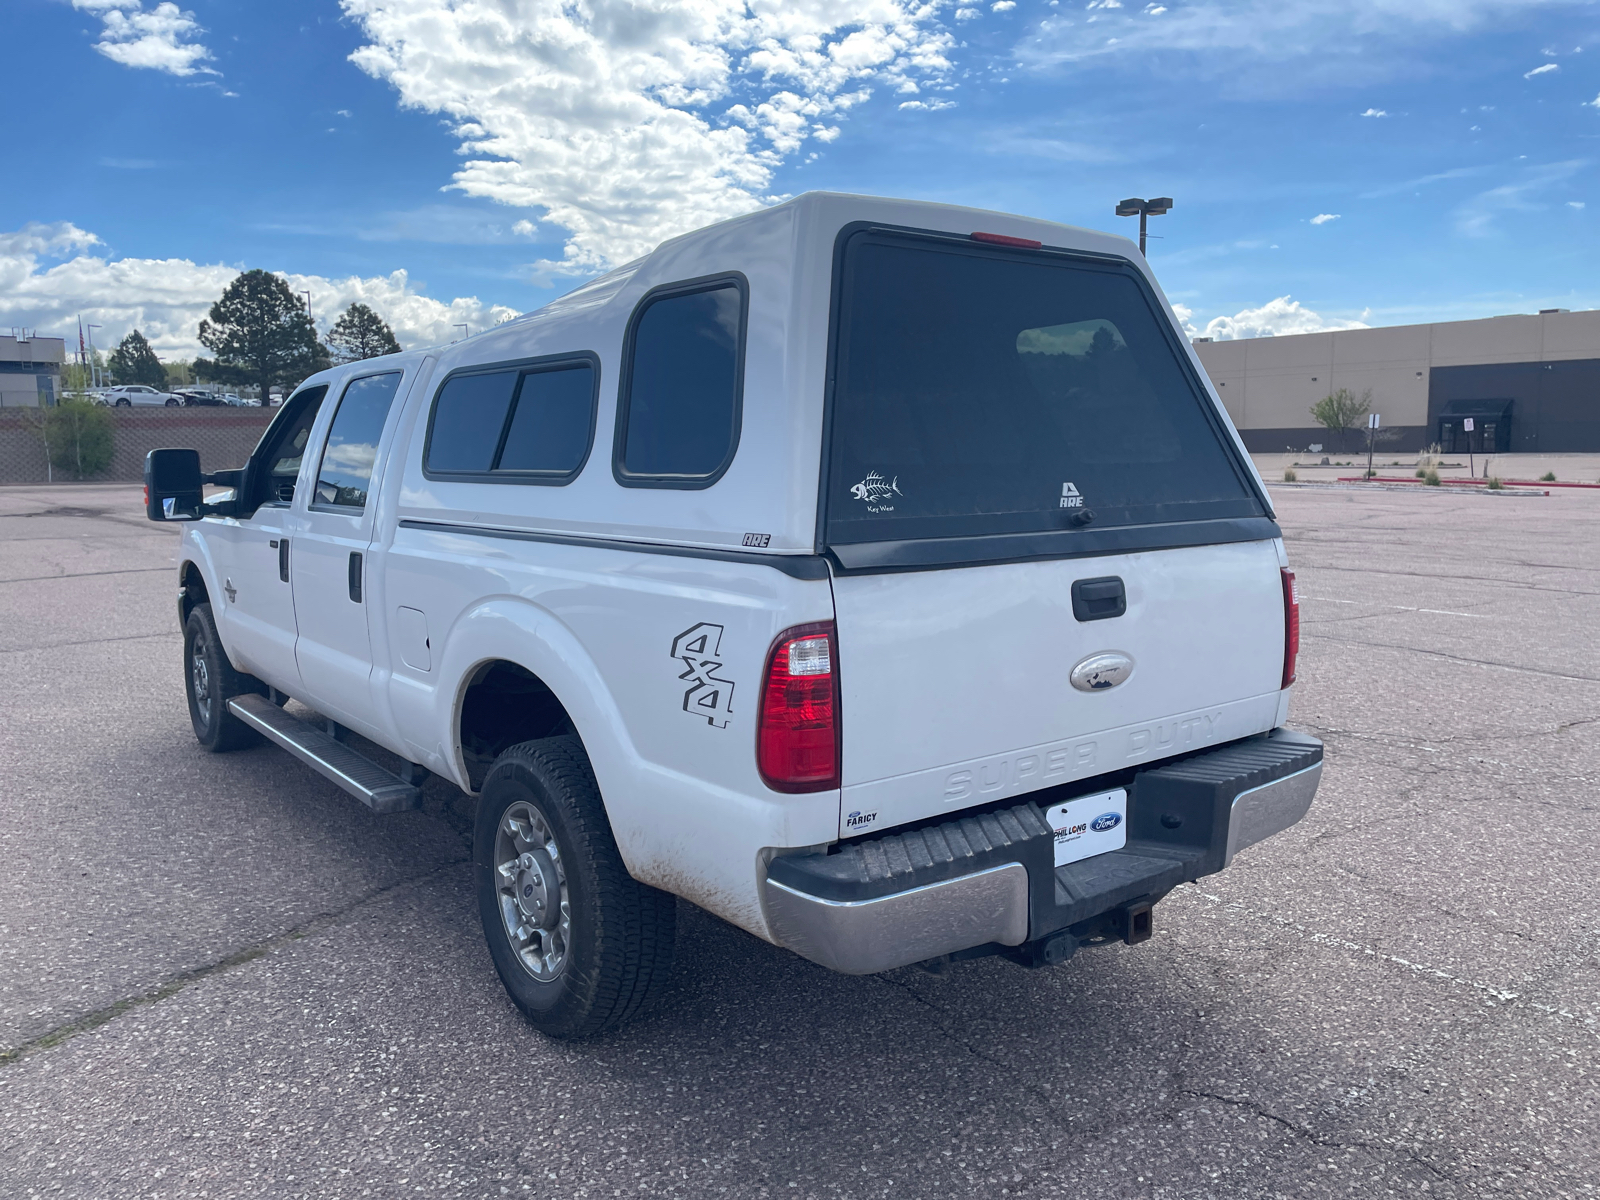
[145,192,1321,1039]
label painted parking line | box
[1304,596,1490,618]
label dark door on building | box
[1436,400,1512,454]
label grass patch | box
[1423,469,1441,486]
[1282,468,1297,482]
[1540,471,1557,482]
[1486,476,1505,490]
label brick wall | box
[0,407,276,485]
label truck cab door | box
[287,370,408,733]
[208,385,328,689]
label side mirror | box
[145,448,204,521]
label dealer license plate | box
[1044,787,1128,867]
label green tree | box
[108,329,167,389]
[164,359,195,388]
[196,269,330,399]
[326,303,402,364]
[24,399,114,480]
[1309,387,1372,453]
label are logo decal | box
[671,623,736,729]
[1090,812,1123,833]
[1060,482,1085,509]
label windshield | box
[825,233,1262,546]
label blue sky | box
[3,0,1597,357]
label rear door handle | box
[1072,575,1125,621]
[278,537,289,582]
[348,551,363,603]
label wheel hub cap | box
[494,801,570,981]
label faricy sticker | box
[849,470,902,513]
[845,809,878,832]
[671,623,735,729]
[1044,787,1127,867]
[1060,482,1085,509]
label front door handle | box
[348,551,363,603]
[278,536,289,582]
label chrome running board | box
[228,694,423,814]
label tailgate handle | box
[1072,576,1125,622]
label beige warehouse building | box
[1193,308,1600,454]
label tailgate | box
[832,540,1286,836]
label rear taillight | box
[757,622,839,792]
[1281,567,1299,688]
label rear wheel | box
[474,737,676,1039]
[183,603,261,752]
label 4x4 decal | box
[671,623,735,728]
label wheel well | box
[180,561,209,624]
[458,660,577,791]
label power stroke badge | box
[671,623,736,728]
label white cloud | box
[955,6,981,18]
[899,98,957,110]
[1360,107,1388,117]
[0,221,516,360]
[1570,200,1586,208]
[1019,1,1590,84]
[340,0,955,276]
[1454,160,1585,236]
[1525,62,1560,77]
[1144,4,1168,13]
[993,0,1017,10]
[1309,212,1340,224]
[1586,92,1600,108]
[71,1,216,77]
[1183,296,1369,340]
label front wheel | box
[115,398,130,407]
[183,603,261,751]
[165,398,180,406]
[474,738,676,1039]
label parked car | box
[143,192,1321,1039]
[106,384,182,407]
[176,390,223,407]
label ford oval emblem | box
[1070,652,1134,692]
[1090,812,1123,833]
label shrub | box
[1283,468,1297,482]
[1540,471,1557,482]
[1423,469,1441,486]
[29,400,114,479]
[1486,476,1504,490]
[1415,468,1427,478]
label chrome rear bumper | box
[763,727,1322,975]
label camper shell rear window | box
[822,228,1272,567]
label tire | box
[165,398,180,407]
[475,737,676,1039]
[183,602,262,752]
[115,398,130,407]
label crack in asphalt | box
[0,566,172,585]
[1179,1089,1453,1181]
[0,858,469,1068]
[0,631,178,654]
[1303,631,1600,685]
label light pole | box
[86,324,103,389]
[301,290,313,327]
[453,323,469,341]
[1115,196,1173,255]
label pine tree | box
[108,330,167,389]
[326,303,403,364]
[196,270,331,399]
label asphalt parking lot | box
[1,481,1596,1199]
